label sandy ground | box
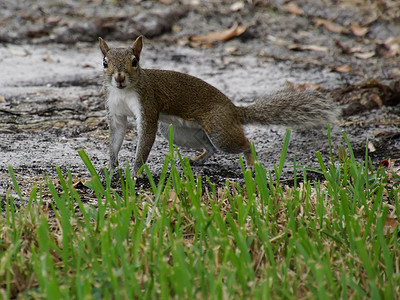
[1,0,399,198]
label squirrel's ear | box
[99,37,110,56]
[131,35,143,60]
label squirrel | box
[98,35,339,174]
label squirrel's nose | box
[115,72,126,84]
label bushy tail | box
[236,89,340,128]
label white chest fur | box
[106,88,142,121]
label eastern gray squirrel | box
[99,36,339,173]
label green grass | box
[1,129,399,299]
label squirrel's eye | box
[132,57,138,67]
[103,58,108,68]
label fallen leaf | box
[0,96,5,103]
[224,46,238,54]
[330,79,400,115]
[383,35,400,56]
[283,2,303,15]
[42,55,53,62]
[362,9,379,26]
[200,42,214,49]
[53,121,66,128]
[384,217,399,234]
[82,64,95,68]
[367,140,376,152]
[73,180,87,190]
[288,43,328,52]
[9,47,28,56]
[374,131,400,141]
[230,1,245,12]
[379,158,389,167]
[336,41,361,54]
[177,38,190,47]
[391,68,400,77]
[191,23,249,43]
[350,23,369,37]
[370,94,383,107]
[364,214,399,234]
[47,16,61,26]
[335,42,375,59]
[26,28,50,38]
[373,130,390,137]
[267,35,289,46]
[172,24,182,34]
[353,51,375,59]
[286,80,325,91]
[334,64,351,73]
[314,17,349,34]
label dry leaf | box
[302,44,328,52]
[391,68,400,77]
[9,47,28,57]
[364,214,399,234]
[379,158,389,167]
[172,24,182,33]
[384,217,399,234]
[334,64,351,73]
[350,23,369,37]
[0,96,5,103]
[191,23,249,43]
[383,35,400,56]
[286,80,324,91]
[267,35,289,46]
[367,140,376,152]
[336,41,374,59]
[42,55,53,62]
[200,42,214,49]
[314,17,349,34]
[73,180,87,190]
[336,41,361,54]
[288,43,328,52]
[53,121,66,128]
[374,130,393,138]
[362,9,379,26]
[230,1,245,12]
[354,51,375,59]
[26,28,50,38]
[82,64,95,68]
[370,94,383,107]
[47,16,61,26]
[168,189,178,201]
[224,46,238,54]
[283,2,303,15]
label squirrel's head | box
[98,36,143,90]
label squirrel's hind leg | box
[205,115,251,154]
[159,122,216,163]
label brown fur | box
[99,36,339,173]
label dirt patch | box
[1,0,399,198]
